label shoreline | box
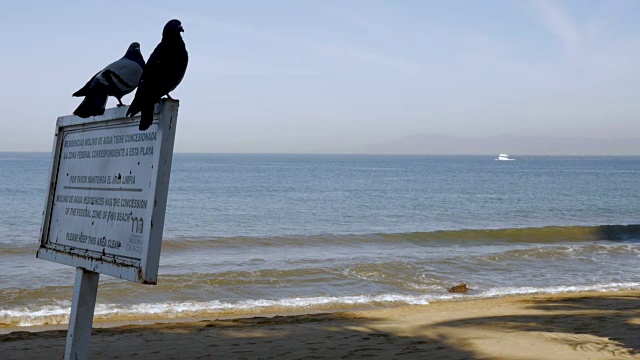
[2,287,637,333]
[3,284,639,331]
[2,289,639,359]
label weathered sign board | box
[37,99,179,284]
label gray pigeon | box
[73,42,145,118]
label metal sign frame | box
[37,99,179,284]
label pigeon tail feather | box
[138,101,155,131]
[126,100,140,117]
[73,93,108,118]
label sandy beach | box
[1,290,638,359]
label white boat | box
[495,153,515,161]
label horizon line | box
[2,151,640,156]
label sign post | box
[37,99,179,359]
[65,268,99,359]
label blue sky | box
[1,0,639,152]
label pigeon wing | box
[153,36,188,96]
[102,58,144,96]
[127,42,164,117]
[138,42,165,93]
[163,40,188,95]
[72,71,101,97]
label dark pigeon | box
[127,19,188,131]
[73,42,145,118]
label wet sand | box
[1,290,639,359]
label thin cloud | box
[142,5,422,75]
[310,44,421,74]
[310,1,395,38]
[529,0,580,58]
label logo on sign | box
[131,216,144,234]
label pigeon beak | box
[179,25,184,32]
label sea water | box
[0,153,639,326]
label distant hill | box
[358,134,640,155]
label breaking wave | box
[2,282,638,327]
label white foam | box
[479,282,640,297]
[2,282,639,327]
[0,294,435,327]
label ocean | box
[1,152,639,327]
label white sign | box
[37,99,179,284]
